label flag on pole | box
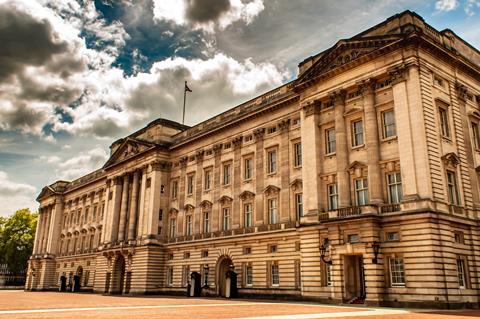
[185,81,192,92]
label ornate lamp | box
[372,241,380,264]
[320,242,332,265]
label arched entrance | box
[111,254,126,294]
[73,266,83,292]
[216,255,236,297]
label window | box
[327,184,338,211]
[244,135,253,142]
[184,252,190,259]
[269,245,278,253]
[223,163,231,185]
[347,234,359,243]
[203,212,210,233]
[245,264,253,286]
[382,110,396,138]
[244,247,252,254]
[294,143,302,167]
[201,250,208,258]
[224,142,231,149]
[187,175,194,195]
[325,128,336,154]
[204,169,212,190]
[244,158,253,180]
[161,185,165,194]
[186,215,193,236]
[447,171,460,205]
[183,265,190,287]
[168,253,174,260]
[457,259,467,288]
[439,107,450,138]
[244,203,253,227]
[167,266,174,286]
[351,120,364,147]
[387,172,403,204]
[222,208,230,230]
[268,126,277,134]
[267,150,277,174]
[202,265,209,286]
[472,122,480,150]
[268,198,278,224]
[292,117,300,126]
[93,205,97,220]
[169,218,177,238]
[271,263,279,286]
[454,231,464,244]
[387,232,399,241]
[326,263,332,287]
[389,258,405,287]
[295,193,303,219]
[355,178,369,206]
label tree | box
[0,209,37,274]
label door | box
[343,255,365,301]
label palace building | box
[26,11,480,308]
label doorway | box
[111,255,125,294]
[216,256,234,297]
[343,255,365,301]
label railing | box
[380,203,401,214]
[337,206,362,218]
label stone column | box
[254,128,265,224]
[106,177,123,244]
[41,206,52,253]
[136,166,148,239]
[117,174,130,242]
[232,137,243,228]
[361,79,383,204]
[33,208,43,254]
[332,90,351,208]
[127,170,140,241]
[212,145,222,231]
[195,151,204,233]
[279,119,291,222]
[46,197,64,255]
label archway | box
[216,255,235,297]
[111,254,126,294]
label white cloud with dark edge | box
[0,171,37,216]
[55,147,109,181]
[435,0,459,11]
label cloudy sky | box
[0,0,479,216]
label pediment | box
[200,200,213,209]
[297,36,401,86]
[263,185,280,196]
[219,195,233,205]
[290,179,303,191]
[441,152,460,167]
[184,204,195,212]
[104,138,156,168]
[239,191,255,201]
[36,186,56,202]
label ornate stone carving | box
[441,152,460,168]
[219,195,233,205]
[239,190,255,201]
[150,160,172,171]
[232,136,243,149]
[200,200,213,209]
[289,179,303,191]
[388,64,409,85]
[301,100,321,117]
[347,161,368,177]
[455,82,468,102]
[329,89,347,106]
[278,119,291,132]
[169,208,179,216]
[253,128,265,141]
[213,144,223,156]
[357,78,377,96]
[195,150,204,161]
[184,204,195,212]
[179,156,188,168]
[263,185,280,196]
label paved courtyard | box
[0,291,479,319]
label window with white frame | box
[223,163,231,185]
[326,128,336,154]
[294,143,302,167]
[222,207,230,230]
[204,169,212,191]
[267,150,277,174]
[244,157,253,180]
[355,178,369,205]
[295,193,303,219]
[351,120,364,147]
[447,170,460,205]
[169,218,177,238]
[202,265,209,286]
[389,258,405,287]
[439,106,450,138]
[203,211,210,233]
[382,110,396,138]
[271,263,279,286]
[268,198,278,224]
[327,184,338,211]
[186,215,193,236]
[167,266,174,286]
[187,175,194,195]
[326,263,333,287]
[183,265,190,287]
[387,172,403,204]
[457,258,467,288]
[472,122,480,150]
[245,264,253,286]
[244,203,253,227]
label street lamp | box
[320,241,332,265]
[371,241,380,264]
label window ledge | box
[325,152,336,158]
[266,172,277,177]
[441,136,453,144]
[351,144,365,151]
[381,136,398,143]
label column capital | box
[455,82,468,102]
[179,156,188,168]
[232,136,243,149]
[278,118,291,132]
[213,143,223,156]
[150,160,172,171]
[195,150,205,161]
[301,100,321,117]
[329,89,347,106]
[253,128,265,141]
[387,63,416,85]
[357,78,377,96]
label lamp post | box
[371,241,380,264]
[320,243,332,265]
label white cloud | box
[55,147,108,181]
[435,0,459,12]
[152,0,264,32]
[38,155,61,164]
[0,171,37,216]
[465,0,480,15]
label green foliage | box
[0,209,37,274]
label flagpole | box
[182,81,187,125]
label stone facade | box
[26,11,480,308]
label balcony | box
[320,203,402,221]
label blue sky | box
[0,0,479,216]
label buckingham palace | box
[26,10,480,308]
